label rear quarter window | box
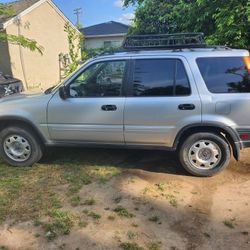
[196,57,250,93]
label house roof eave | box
[85,33,127,39]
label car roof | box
[94,48,249,61]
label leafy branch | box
[0,3,43,54]
[62,22,84,77]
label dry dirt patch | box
[0,148,249,250]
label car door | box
[47,59,128,144]
[124,56,202,147]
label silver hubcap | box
[188,140,222,170]
[4,135,31,162]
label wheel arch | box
[0,116,47,146]
[174,123,241,161]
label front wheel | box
[179,132,231,177]
[0,126,43,167]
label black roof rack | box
[122,33,207,50]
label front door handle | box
[101,105,117,111]
[178,104,195,110]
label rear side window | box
[133,59,190,96]
[197,57,250,93]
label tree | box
[124,0,250,48]
[0,3,42,54]
[61,22,84,77]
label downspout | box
[16,17,28,90]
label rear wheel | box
[179,132,231,177]
[0,126,43,167]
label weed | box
[127,176,136,184]
[155,183,166,192]
[88,211,101,220]
[83,198,96,206]
[127,231,138,240]
[70,195,81,207]
[64,171,91,194]
[108,215,116,221]
[78,220,88,228]
[114,206,134,218]
[165,194,177,207]
[148,216,160,223]
[223,218,235,229]
[34,233,40,238]
[49,193,62,209]
[241,231,249,235]
[0,246,8,250]
[82,209,89,214]
[148,241,162,250]
[120,242,144,250]
[203,232,211,238]
[0,173,23,223]
[131,223,139,228]
[143,187,151,195]
[114,196,122,204]
[44,209,74,240]
[87,166,121,183]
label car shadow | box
[40,147,189,176]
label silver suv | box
[0,33,249,176]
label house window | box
[103,40,122,48]
[104,41,112,47]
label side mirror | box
[59,86,68,100]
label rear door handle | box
[178,104,195,110]
[101,105,117,111]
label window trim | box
[128,58,191,97]
[66,59,129,98]
[196,56,250,94]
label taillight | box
[243,56,250,74]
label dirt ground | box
[0,147,249,250]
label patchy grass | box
[148,241,162,250]
[120,242,144,250]
[155,183,166,192]
[83,197,96,206]
[148,216,160,223]
[86,166,121,183]
[78,220,88,228]
[127,231,138,240]
[70,195,81,207]
[108,215,116,221]
[131,223,139,228]
[127,176,137,184]
[87,211,101,220]
[64,170,92,194]
[165,194,177,207]
[114,206,135,218]
[223,218,236,229]
[0,165,27,223]
[114,196,123,204]
[44,209,74,240]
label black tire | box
[179,132,231,177]
[0,126,43,167]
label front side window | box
[197,57,250,93]
[68,60,126,97]
[133,59,190,97]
